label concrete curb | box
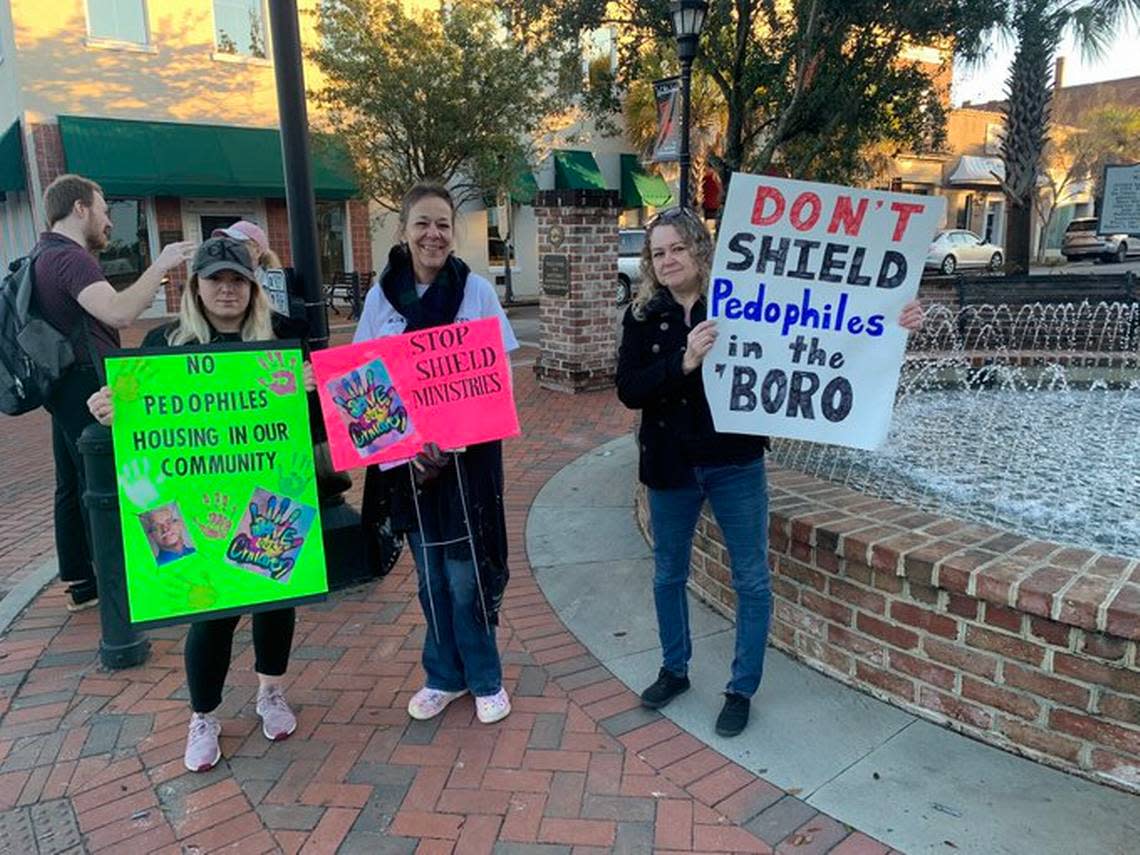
[0,557,58,637]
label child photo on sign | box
[328,359,412,456]
[224,488,316,585]
[140,502,197,566]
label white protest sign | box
[702,173,945,450]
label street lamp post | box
[267,0,328,350]
[670,0,708,210]
[266,0,367,590]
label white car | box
[617,228,645,306]
[924,229,1004,275]
[1061,218,1139,264]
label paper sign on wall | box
[311,316,519,471]
[105,343,327,628]
[702,173,945,449]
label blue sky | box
[952,22,1140,106]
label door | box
[200,214,243,241]
[182,200,265,246]
[984,200,1004,250]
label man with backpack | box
[26,174,193,611]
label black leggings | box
[185,608,296,713]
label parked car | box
[617,228,645,306]
[1061,218,1139,264]
[924,229,1004,275]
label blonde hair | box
[259,248,283,269]
[631,208,714,320]
[167,272,275,345]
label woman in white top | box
[353,183,518,724]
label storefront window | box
[99,198,151,289]
[214,0,268,58]
[316,201,347,282]
[487,207,508,266]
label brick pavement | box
[0,320,168,599]
[0,336,899,853]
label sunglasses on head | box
[647,206,704,227]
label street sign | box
[1099,163,1140,237]
[263,268,291,316]
[542,254,570,296]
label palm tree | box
[998,0,1140,273]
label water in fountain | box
[772,300,1140,557]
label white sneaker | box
[475,688,511,724]
[184,713,221,772]
[407,687,468,720]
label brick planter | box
[634,465,1140,793]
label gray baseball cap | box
[192,236,257,282]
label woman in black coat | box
[616,207,924,737]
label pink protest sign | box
[311,317,519,471]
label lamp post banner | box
[311,316,520,471]
[702,173,945,450]
[105,343,327,628]
[652,76,682,163]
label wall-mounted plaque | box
[542,254,570,296]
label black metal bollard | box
[78,423,150,670]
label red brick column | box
[348,199,373,280]
[30,123,65,190]
[154,197,184,312]
[266,199,292,266]
[533,189,622,394]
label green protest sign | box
[105,342,327,628]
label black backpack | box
[0,250,84,415]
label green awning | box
[57,116,358,199]
[511,170,538,205]
[621,153,672,208]
[0,122,26,193]
[553,149,607,191]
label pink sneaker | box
[407,687,468,720]
[256,686,297,741]
[184,713,221,772]
[475,688,511,724]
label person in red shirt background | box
[31,174,194,611]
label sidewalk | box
[529,436,1140,855]
[0,348,902,854]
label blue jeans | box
[408,531,502,697]
[648,459,773,697]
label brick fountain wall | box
[635,468,1140,793]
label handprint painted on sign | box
[224,488,316,584]
[328,360,413,457]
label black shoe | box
[715,692,750,737]
[66,584,99,613]
[640,668,690,709]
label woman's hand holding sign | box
[898,299,924,333]
[412,441,449,486]
[88,386,114,426]
[683,320,718,375]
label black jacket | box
[616,289,767,489]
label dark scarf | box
[379,244,468,332]
[362,246,509,626]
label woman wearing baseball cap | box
[86,235,316,772]
[212,220,283,272]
